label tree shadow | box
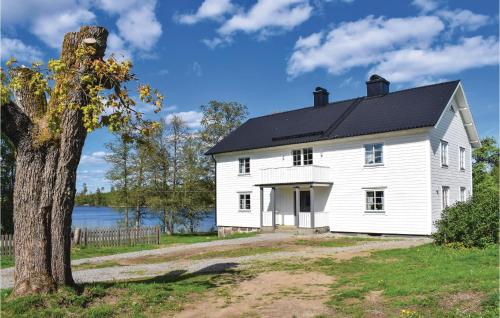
[78,261,244,293]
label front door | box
[293,190,311,214]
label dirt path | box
[1,236,430,289]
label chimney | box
[313,87,329,107]
[366,74,390,97]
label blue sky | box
[2,0,498,192]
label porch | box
[256,165,333,230]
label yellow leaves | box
[5,58,16,68]
[48,59,66,73]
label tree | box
[1,26,162,295]
[105,133,133,227]
[129,140,151,227]
[200,100,248,207]
[146,119,173,233]
[472,136,499,191]
[179,135,211,232]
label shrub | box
[433,185,499,247]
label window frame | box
[238,193,251,211]
[459,147,465,171]
[302,147,313,165]
[292,150,302,166]
[238,157,250,174]
[364,143,384,166]
[364,189,385,213]
[442,186,449,210]
[460,187,466,202]
[440,140,448,167]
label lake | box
[72,206,216,233]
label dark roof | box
[206,80,460,155]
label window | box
[292,148,313,166]
[303,148,313,165]
[292,150,302,166]
[239,193,251,210]
[238,158,250,174]
[364,143,383,165]
[365,190,384,212]
[440,141,448,167]
[460,187,466,202]
[442,186,449,210]
[459,147,465,170]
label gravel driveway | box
[0,233,431,289]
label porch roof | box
[255,181,333,188]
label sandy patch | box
[331,250,371,261]
[440,291,485,313]
[173,271,336,318]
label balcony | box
[257,165,332,186]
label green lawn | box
[0,244,497,317]
[294,236,378,247]
[0,232,257,269]
[265,243,499,317]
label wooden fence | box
[78,226,161,247]
[0,226,161,257]
[1,234,14,256]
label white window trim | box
[459,147,466,171]
[441,186,449,210]
[292,148,314,166]
[238,192,251,212]
[364,143,384,166]
[292,149,302,166]
[238,157,250,175]
[440,140,448,167]
[364,188,385,213]
[460,187,467,202]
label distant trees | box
[101,101,248,232]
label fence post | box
[84,228,88,247]
[156,226,160,244]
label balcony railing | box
[259,165,331,185]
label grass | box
[189,246,282,260]
[0,243,497,317]
[294,236,378,247]
[263,244,499,317]
[0,232,257,269]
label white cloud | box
[31,9,96,48]
[80,151,109,164]
[370,36,499,84]
[106,33,133,61]
[165,111,203,129]
[176,0,234,25]
[2,0,162,58]
[287,15,444,78]
[115,0,162,50]
[191,62,203,77]
[412,0,439,13]
[1,38,43,62]
[204,0,314,48]
[437,9,490,32]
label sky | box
[1,0,499,192]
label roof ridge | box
[248,80,460,121]
[248,96,362,120]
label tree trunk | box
[50,27,108,286]
[12,143,59,295]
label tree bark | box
[50,26,108,286]
[2,101,59,295]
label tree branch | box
[1,101,32,148]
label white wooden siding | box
[429,96,472,232]
[215,129,432,234]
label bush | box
[433,185,499,247]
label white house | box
[206,75,481,236]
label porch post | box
[294,186,300,227]
[272,187,276,229]
[310,185,315,228]
[260,187,263,228]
